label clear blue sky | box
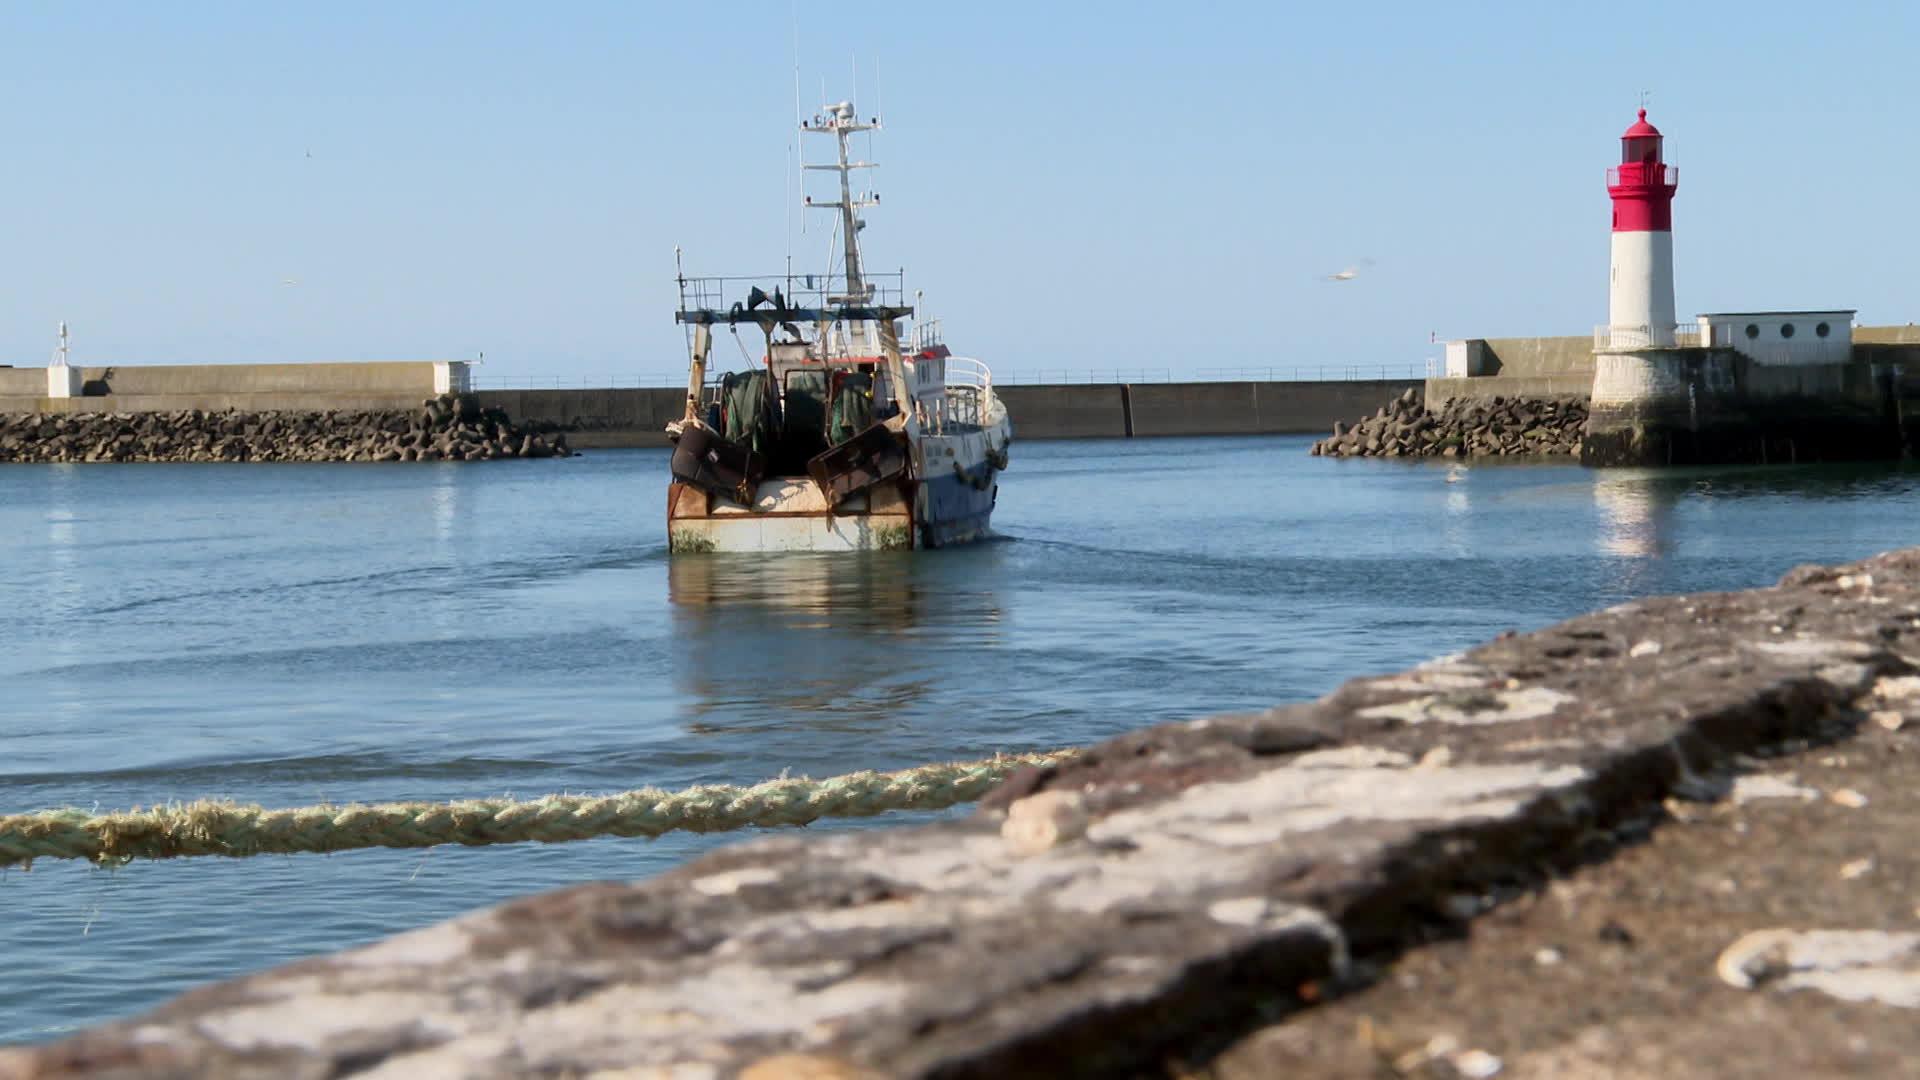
[2,2,1916,380]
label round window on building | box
[1817,322,1831,338]
[1745,324,1760,339]
[1781,323,1796,339]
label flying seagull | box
[1322,257,1377,283]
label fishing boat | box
[665,101,1011,553]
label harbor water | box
[5,436,1920,1042]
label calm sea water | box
[4,437,1920,1042]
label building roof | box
[1696,310,1857,317]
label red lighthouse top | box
[1608,109,1677,232]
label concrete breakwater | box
[0,394,572,464]
[1311,387,1589,459]
[3,364,1420,445]
[11,545,1920,1076]
[473,380,1424,446]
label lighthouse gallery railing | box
[1604,164,1680,187]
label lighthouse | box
[1604,109,1679,348]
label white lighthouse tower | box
[1604,109,1679,348]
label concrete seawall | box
[475,380,1420,446]
[0,362,447,416]
[0,366,1415,445]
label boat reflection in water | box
[666,550,1008,739]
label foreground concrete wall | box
[12,547,1920,1077]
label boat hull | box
[917,458,997,548]
[668,480,917,553]
[666,465,997,553]
[665,392,1010,554]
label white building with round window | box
[1696,310,1855,367]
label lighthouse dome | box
[1620,108,1664,165]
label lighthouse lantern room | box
[1603,109,1679,349]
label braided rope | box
[0,750,1074,869]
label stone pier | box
[1582,348,1900,467]
[8,550,1920,1077]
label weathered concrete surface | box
[1454,336,1596,380]
[473,388,683,448]
[1425,374,1592,404]
[0,363,444,415]
[994,384,1129,440]
[1856,324,1920,346]
[10,550,1920,1077]
[1584,348,1901,467]
[1204,674,1920,1078]
[1125,380,1419,438]
[478,382,1419,447]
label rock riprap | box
[1312,388,1588,459]
[0,394,572,464]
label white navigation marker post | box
[47,322,82,398]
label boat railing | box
[941,356,998,429]
[676,272,908,317]
[907,319,943,353]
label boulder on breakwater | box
[0,394,573,464]
[1311,387,1589,459]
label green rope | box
[0,751,1074,869]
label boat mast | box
[802,102,879,305]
